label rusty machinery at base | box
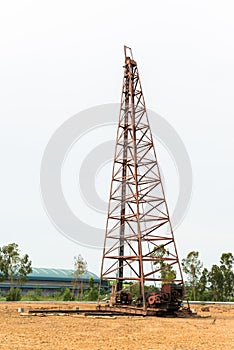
[97,283,191,317]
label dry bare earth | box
[0,302,233,350]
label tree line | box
[0,244,98,301]
[0,243,233,302]
[182,251,234,301]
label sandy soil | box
[0,302,233,350]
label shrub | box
[25,291,39,301]
[62,288,74,301]
[85,288,98,301]
[34,286,42,297]
[6,287,21,301]
[53,291,63,301]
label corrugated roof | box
[28,267,99,282]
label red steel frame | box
[99,46,184,310]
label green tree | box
[73,254,88,299]
[182,251,203,301]
[220,252,234,301]
[84,276,99,301]
[152,245,176,283]
[0,243,32,301]
[208,264,224,301]
[197,267,209,300]
[89,276,95,289]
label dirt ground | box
[0,302,233,350]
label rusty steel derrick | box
[99,46,184,311]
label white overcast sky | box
[0,1,233,275]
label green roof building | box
[0,267,101,296]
